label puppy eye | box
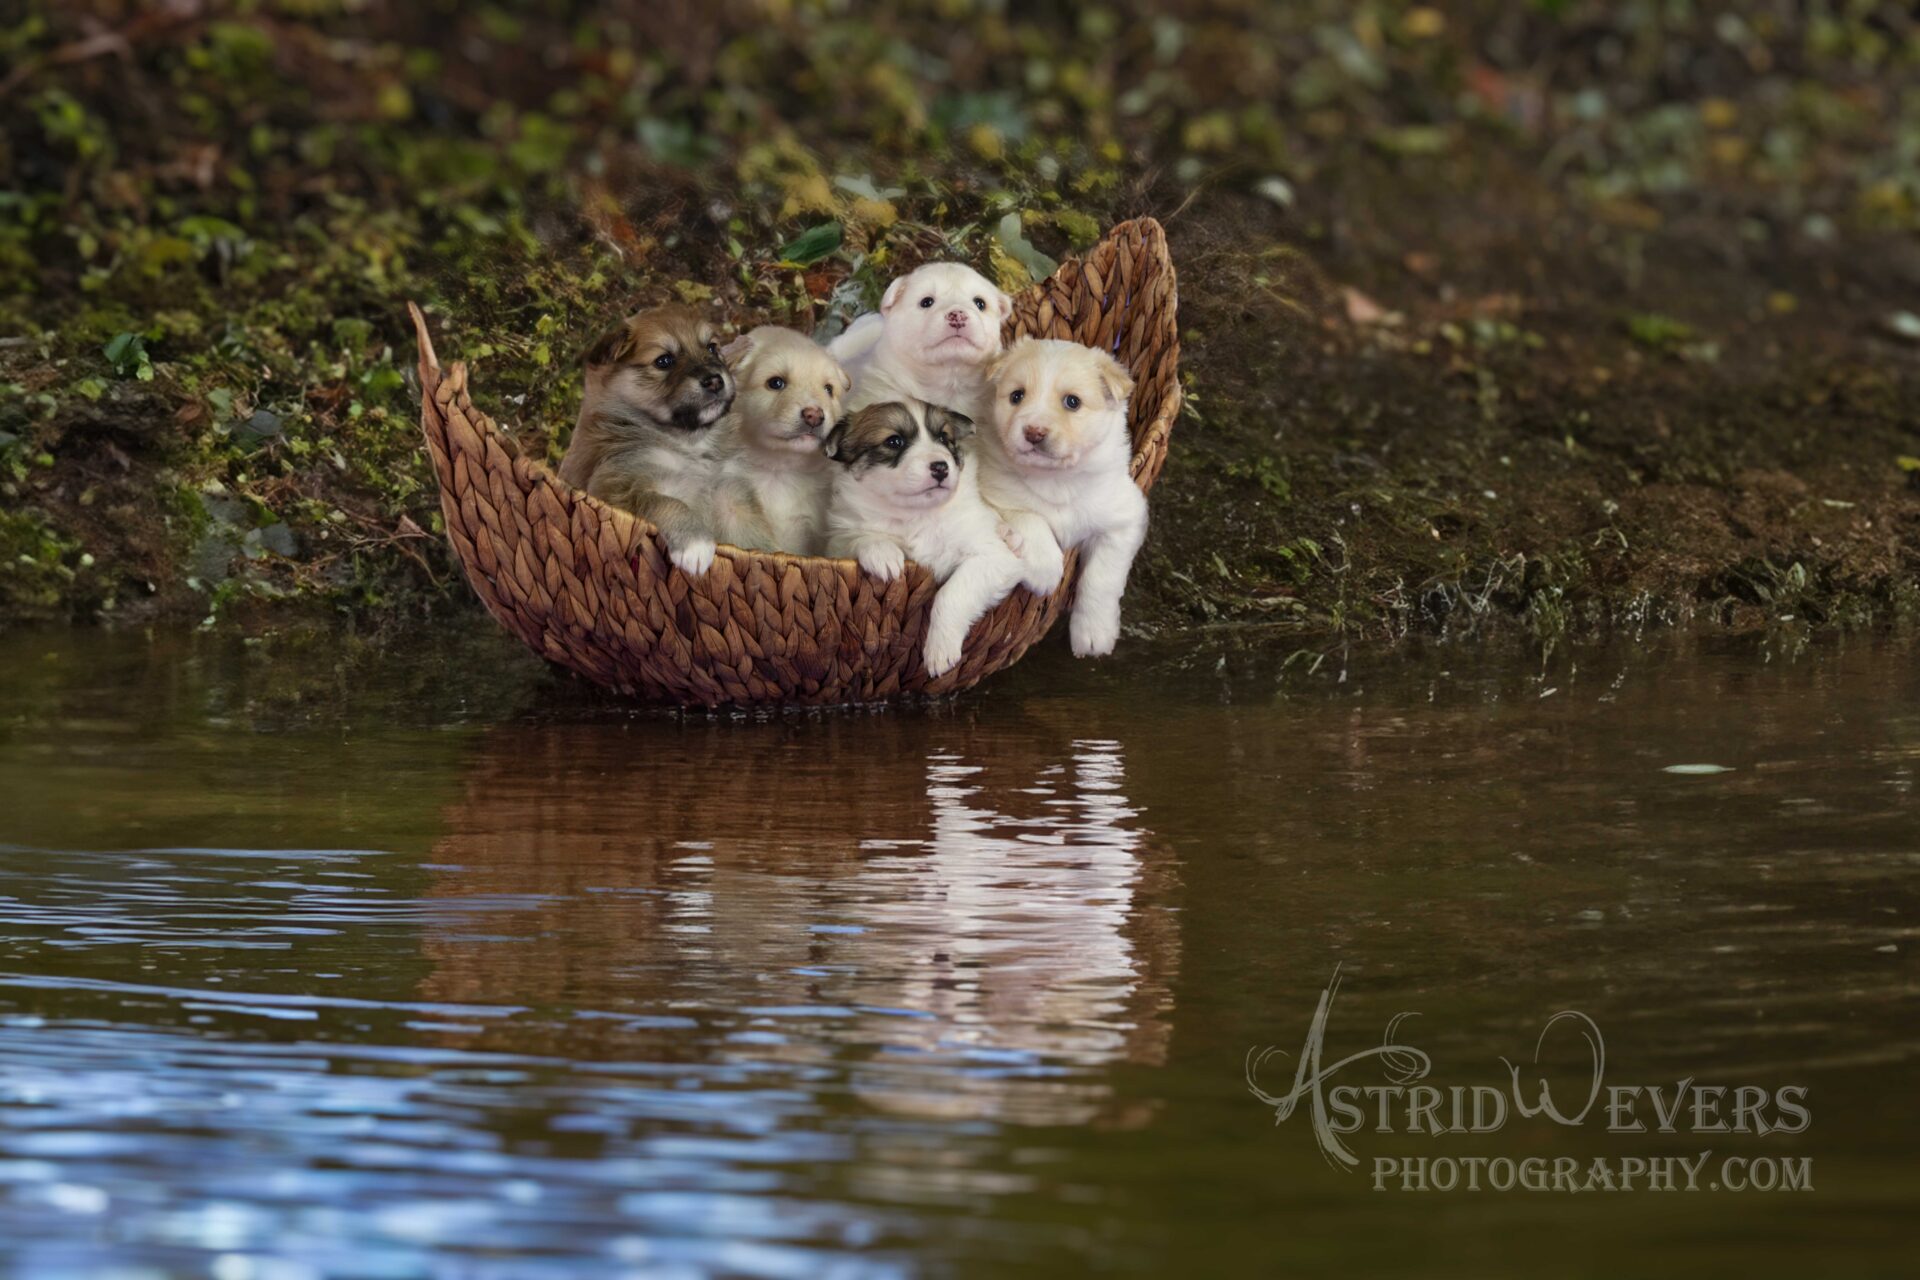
[885,434,906,450]
[653,353,676,370]
[766,376,786,391]
[918,296,935,308]
[973,297,986,311]
[1009,389,1025,405]
[824,383,835,396]
[1063,393,1082,410]
[706,341,719,356]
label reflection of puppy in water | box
[710,326,851,555]
[557,304,738,575]
[828,262,1011,420]
[418,713,1179,1128]
[823,400,1025,677]
[981,338,1146,657]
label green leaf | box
[777,222,843,266]
[1370,125,1452,157]
[1883,311,1920,343]
[995,212,1058,282]
[102,332,152,380]
[1625,313,1694,348]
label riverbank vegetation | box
[6,1,1919,653]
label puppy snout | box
[699,372,726,394]
[800,405,825,430]
[1022,424,1049,446]
[945,310,968,329]
[928,460,950,483]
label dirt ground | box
[5,2,1919,655]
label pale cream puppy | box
[823,400,1026,677]
[979,338,1146,658]
[712,325,851,555]
[828,262,1012,421]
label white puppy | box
[823,399,1026,678]
[712,325,851,555]
[979,338,1146,658]
[829,262,1012,420]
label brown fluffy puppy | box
[558,304,737,575]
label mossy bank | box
[6,3,1919,655]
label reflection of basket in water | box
[409,218,1181,707]
[418,715,1181,1126]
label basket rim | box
[408,216,1181,576]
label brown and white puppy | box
[558,304,737,575]
[711,326,851,555]
[828,262,1012,421]
[823,400,1026,677]
[979,337,1145,657]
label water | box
[1,623,1915,1277]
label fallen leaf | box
[1342,286,1389,326]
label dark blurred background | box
[4,1,1919,644]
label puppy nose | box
[945,310,967,328]
[801,406,824,429]
[1023,424,1049,445]
[929,460,949,482]
[700,372,725,394]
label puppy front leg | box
[848,533,906,582]
[924,551,1024,677]
[595,475,718,576]
[712,484,776,553]
[1069,513,1147,657]
[1002,509,1065,595]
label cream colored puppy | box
[828,262,1011,420]
[713,326,851,555]
[980,338,1146,658]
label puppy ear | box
[721,331,754,365]
[985,338,1029,387]
[993,287,1014,321]
[880,275,909,314]
[937,408,975,442]
[584,324,635,367]
[1093,349,1135,407]
[821,418,849,460]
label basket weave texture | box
[411,217,1180,706]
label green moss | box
[0,508,85,618]
[7,4,1920,640]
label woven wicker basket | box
[410,216,1180,707]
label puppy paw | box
[858,542,905,582]
[997,521,1025,555]
[671,537,717,576]
[923,626,965,678]
[1070,605,1121,658]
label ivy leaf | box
[994,213,1057,283]
[777,222,843,266]
[102,332,153,381]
